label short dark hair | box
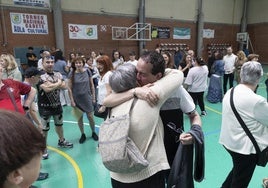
[24,67,43,78]
[54,50,64,62]
[140,51,165,77]
[28,46,34,50]
[129,51,136,56]
[0,110,46,186]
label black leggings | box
[188,91,205,112]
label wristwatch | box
[23,106,30,111]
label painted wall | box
[0,0,267,62]
[203,0,244,24]
[61,0,139,16]
[1,0,267,24]
[248,0,268,24]
[61,0,245,24]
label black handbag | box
[94,104,108,119]
[230,87,268,167]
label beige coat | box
[110,69,183,183]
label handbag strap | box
[108,97,155,157]
[7,87,19,112]
[108,98,136,118]
[230,87,261,154]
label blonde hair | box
[236,50,247,61]
[0,53,18,70]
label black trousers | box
[223,73,234,94]
[221,147,257,188]
[111,171,165,188]
[188,91,205,112]
[160,109,184,180]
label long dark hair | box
[162,51,175,69]
[196,57,206,66]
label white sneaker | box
[200,111,207,116]
[42,149,49,160]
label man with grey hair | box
[219,61,268,188]
[240,60,263,85]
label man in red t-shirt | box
[0,65,36,113]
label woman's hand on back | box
[135,84,159,107]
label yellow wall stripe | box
[47,146,83,188]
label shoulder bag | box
[98,98,149,173]
[94,104,108,119]
[230,87,268,167]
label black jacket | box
[167,125,205,188]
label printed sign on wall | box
[151,26,170,39]
[68,24,98,40]
[203,29,215,38]
[10,12,48,34]
[173,27,191,39]
[13,0,50,8]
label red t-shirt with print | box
[0,79,31,114]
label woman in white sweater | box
[184,57,208,116]
[105,52,184,188]
[219,61,268,188]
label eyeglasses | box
[167,122,184,143]
[44,56,54,60]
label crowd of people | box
[0,45,267,188]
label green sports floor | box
[33,67,268,188]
